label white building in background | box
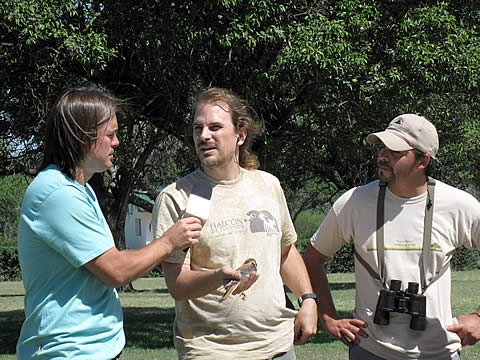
[124,193,154,249]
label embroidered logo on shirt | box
[393,118,403,126]
[245,210,280,233]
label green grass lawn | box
[1,271,479,359]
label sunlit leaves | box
[1,0,116,71]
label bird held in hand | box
[220,258,257,302]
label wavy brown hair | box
[190,87,264,170]
[38,87,118,179]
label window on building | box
[135,218,141,236]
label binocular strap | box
[354,178,451,293]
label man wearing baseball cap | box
[304,114,480,359]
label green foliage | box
[2,0,480,249]
[295,210,325,254]
[0,175,29,241]
[142,266,163,278]
[0,247,21,281]
[436,112,480,191]
[452,246,480,271]
[294,209,355,273]
[263,0,480,201]
[0,0,118,180]
[2,0,116,71]
[325,242,355,273]
[0,237,17,248]
[295,211,480,274]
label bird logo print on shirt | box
[245,210,279,233]
[220,258,258,302]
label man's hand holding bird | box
[218,258,259,302]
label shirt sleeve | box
[152,186,191,264]
[310,203,348,257]
[276,181,297,248]
[457,191,480,250]
[32,186,114,267]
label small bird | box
[220,258,257,302]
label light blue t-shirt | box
[16,165,125,359]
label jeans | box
[269,346,296,360]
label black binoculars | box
[373,279,426,331]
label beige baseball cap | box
[367,114,439,158]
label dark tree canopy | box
[1,0,480,246]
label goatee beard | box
[378,170,394,184]
[378,161,394,184]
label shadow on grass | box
[285,282,355,295]
[329,282,356,291]
[0,309,24,354]
[1,302,352,355]
[123,303,351,348]
[128,288,170,295]
[122,306,175,349]
[124,304,351,348]
[0,306,176,355]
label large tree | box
[1,0,480,252]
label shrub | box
[144,266,163,278]
[295,210,355,273]
[325,242,355,273]
[0,247,21,281]
[294,206,480,274]
[322,244,479,274]
[451,246,480,271]
[294,210,325,254]
[0,235,18,247]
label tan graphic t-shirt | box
[152,168,297,359]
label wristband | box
[471,311,480,318]
[298,293,319,307]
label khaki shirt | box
[152,168,297,359]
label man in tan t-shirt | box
[304,114,480,360]
[152,88,317,359]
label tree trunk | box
[89,168,135,292]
